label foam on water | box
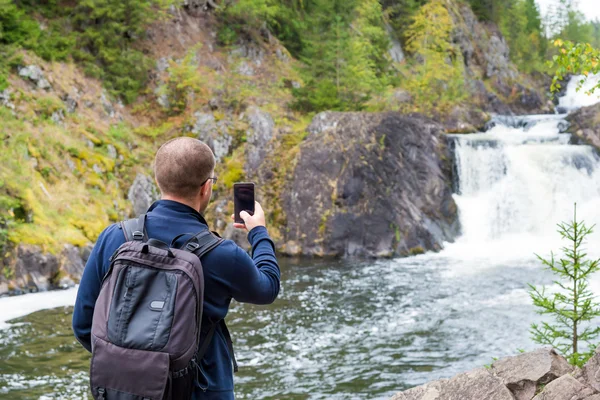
[558,74,600,112]
[0,287,78,329]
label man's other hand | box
[232,201,266,231]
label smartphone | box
[233,182,255,224]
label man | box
[73,137,281,399]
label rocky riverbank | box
[392,348,600,400]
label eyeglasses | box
[202,176,218,186]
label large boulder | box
[391,368,515,400]
[128,173,160,216]
[567,103,600,151]
[491,348,574,400]
[282,112,459,257]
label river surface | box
[2,76,600,399]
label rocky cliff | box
[281,112,459,257]
[392,348,600,400]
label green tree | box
[550,39,600,95]
[402,0,465,111]
[529,205,600,367]
[291,0,390,112]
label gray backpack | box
[89,215,233,400]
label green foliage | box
[529,205,600,367]
[291,0,391,112]
[401,0,465,112]
[158,48,206,114]
[550,40,600,95]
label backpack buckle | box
[186,242,200,252]
[132,231,144,240]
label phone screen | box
[234,183,255,224]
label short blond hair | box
[154,137,215,199]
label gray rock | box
[66,158,76,172]
[157,57,170,73]
[156,90,170,109]
[14,245,60,292]
[485,35,517,81]
[63,94,78,113]
[51,110,64,124]
[307,111,339,136]
[128,173,160,216]
[0,282,8,297]
[86,140,95,149]
[275,48,289,63]
[283,112,459,257]
[291,80,301,89]
[237,61,255,76]
[80,244,94,263]
[60,244,85,282]
[386,23,404,63]
[100,92,115,118]
[391,368,514,400]
[0,89,15,110]
[532,374,595,400]
[92,164,103,174]
[222,223,250,250]
[576,347,600,391]
[231,44,264,66]
[245,106,275,176]
[491,348,574,400]
[567,103,600,152]
[190,112,232,162]
[18,65,52,90]
[107,144,117,159]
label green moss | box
[220,155,245,189]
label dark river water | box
[0,255,557,400]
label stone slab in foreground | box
[391,348,600,400]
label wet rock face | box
[283,112,459,257]
[567,103,600,151]
[128,173,160,216]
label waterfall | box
[446,78,600,260]
[557,74,600,112]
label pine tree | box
[402,0,465,111]
[529,205,600,367]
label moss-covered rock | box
[282,111,460,257]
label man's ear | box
[200,181,209,197]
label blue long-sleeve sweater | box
[72,200,281,399]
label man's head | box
[154,137,216,213]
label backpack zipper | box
[97,387,106,400]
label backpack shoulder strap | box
[119,214,147,242]
[182,230,223,258]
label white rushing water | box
[558,74,600,112]
[446,114,600,262]
[0,287,78,329]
